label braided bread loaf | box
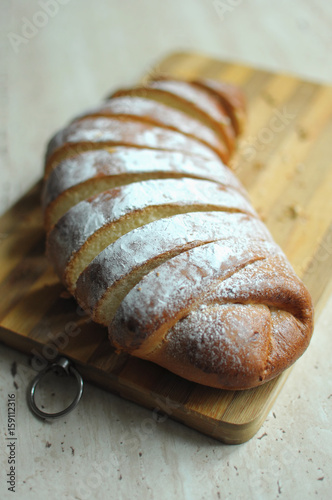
[42,77,313,390]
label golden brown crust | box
[191,78,246,135]
[145,79,236,152]
[111,82,235,157]
[109,250,313,390]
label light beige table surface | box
[0,1,331,499]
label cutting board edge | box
[157,50,332,88]
[0,324,289,444]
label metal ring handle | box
[28,357,84,420]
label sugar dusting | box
[76,211,272,312]
[165,302,270,377]
[46,117,219,161]
[47,177,256,278]
[149,80,231,125]
[42,148,245,208]
[76,96,226,152]
[110,238,283,349]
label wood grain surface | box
[0,52,331,444]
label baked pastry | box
[42,77,314,390]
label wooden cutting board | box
[0,52,331,444]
